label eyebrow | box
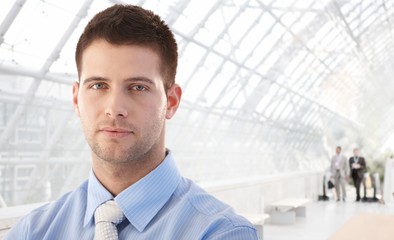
[82,76,107,85]
[82,76,155,85]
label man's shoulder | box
[9,181,87,228]
[170,178,257,238]
[5,180,88,239]
[175,178,254,226]
[34,180,88,213]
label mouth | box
[99,127,134,138]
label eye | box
[132,85,146,91]
[91,83,106,89]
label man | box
[6,5,258,240]
[383,155,394,205]
[330,146,349,201]
[349,148,366,201]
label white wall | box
[199,171,324,215]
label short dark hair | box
[336,146,342,150]
[75,4,178,89]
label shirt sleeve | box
[205,226,260,240]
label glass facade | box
[0,0,394,206]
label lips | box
[101,127,132,132]
[99,127,134,138]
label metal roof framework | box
[0,0,394,206]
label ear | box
[165,84,182,119]
[72,81,80,117]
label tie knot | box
[94,200,125,225]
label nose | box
[105,92,128,119]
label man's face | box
[336,147,341,154]
[73,39,180,164]
[354,149,360,156]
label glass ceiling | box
[1,0,394,205]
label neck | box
[92,148,166,196]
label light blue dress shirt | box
[6,152,258,239]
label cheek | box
[141,93,167,114]
[77,96,100,120]
[143,103,166,122]
[157,95,169,117]
[143,102,167,127]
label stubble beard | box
[84,118,165,166]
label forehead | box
[82,39,160,61]
[80,39,162,80]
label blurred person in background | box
[349,148,367,202]
[383,155,394,205]
[330,146,349,201]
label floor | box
[263,188,394,240]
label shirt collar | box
[84,151,181,232]
[84,170,114,226]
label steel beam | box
[0,0,27,44]
[0,0,93,148]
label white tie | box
[94,200,125,240]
